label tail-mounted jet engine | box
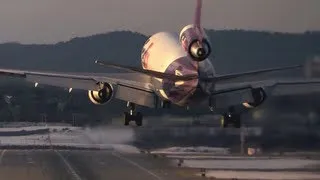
[242,88,267,109]
[179,25,212,62]
[88,83,113,105]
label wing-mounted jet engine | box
[88,83,113,105]
[217,87,267,128]
[242,88,267,109]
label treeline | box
[0,30,319,73]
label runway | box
[1,125,320,180]
[0,149,200,180]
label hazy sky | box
[0,0,319,44]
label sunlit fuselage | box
[141,28,216,106]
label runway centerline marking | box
[112,152,163,180]
[0,150,7,164]
[55,150,83,180]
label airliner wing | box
[200,65,302,82]
[0,68,158,107]
[214,78,320,96]
[210,78,320,108]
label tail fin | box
[194,0,204,41]
[194,0,202,29]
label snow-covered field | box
[0,127,48,132]
[181,158,320,170]
[1,124,320,180]
[151,146,230,155]
[164,154,320,180]
[0,125,140,153]
[151,147,320,180]
[199,171,320,180]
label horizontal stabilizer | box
[95,60,198,81]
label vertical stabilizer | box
[194,0,204,41]
[179,0,211,62]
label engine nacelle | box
[88,83,113,105]
[179,25,212,62]
[243,88,267,109]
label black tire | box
[221,113,229,128]
[124,112,130,126]
[233,114,241,128]
[135,112,143,126]
[234,121,241,128]
[161,101,171,109]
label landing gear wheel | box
[135,112,143,126]
[221,107,242,128]
[161,101,171,109]
[123,102,144,126]
[221,112,231,128]
[233,115,241,128]
[124,112,130,126]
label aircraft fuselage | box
[141,25,216,106]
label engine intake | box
[243,88,267,108]
[189,39,211,61]
[180,25,212,62]
[88,83,113,105]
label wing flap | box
[214,88,255,108]
[269,79,320,96]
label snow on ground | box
[0,127,48,132]
[0,125,140,153]
[82,126,135,144]
[0,124,80,133]
[166,155,283,160]
[0,122,73,128]
[200,170,320,180]
[155,147,320,179]
[151,146,230,155]
[111,144,141,154]
[151,147,320,171]
[181,158,320,170]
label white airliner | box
[0,0,317,127]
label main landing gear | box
[123,100,171,127]
[161,100,171,109]
[221,106,241,128]
[124,102,143,126]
